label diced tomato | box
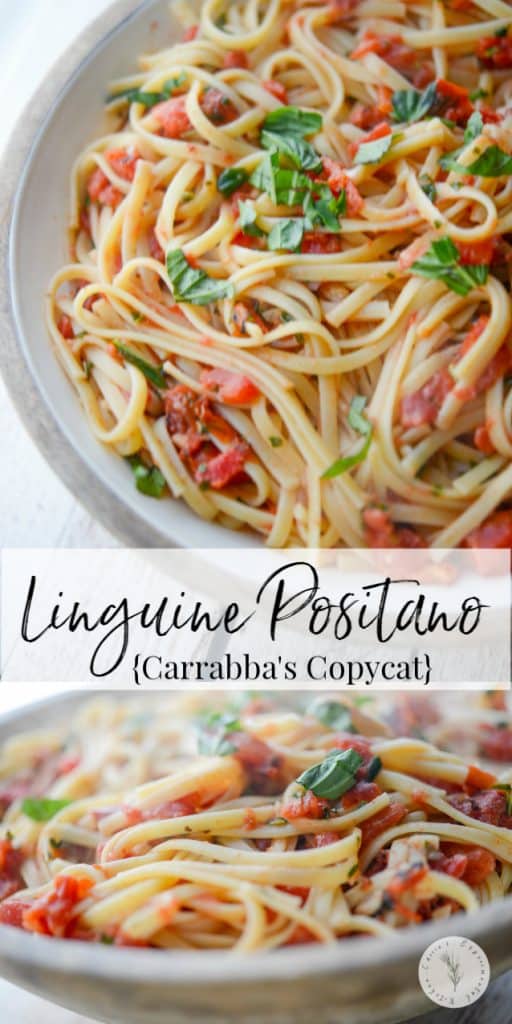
[326,0,359,22]
[433,843,496,886]
[457,239,497,267]
[200,88,238,125]
[165,385,199,435]
[231,301,268,337]
[322,158,364,215]
[350,33,418,74]
[448,788,508,827]
[458,315,489,358]
[105,147,139,182]
[195,444,249,489]
[331,734,372,761]
[462,509,512,550]
[350,87,392,130]
[387,864,428,897]
[183,24,199,41]
[223,50,248,69]
[398,237,429,271]
[199,367,260,405]
[263,80,288,104]
[400,369,452,429]
[360,801,408,845]
[478,725,512,763]
[282,790,330,820]
[363,507,426,549]
[153,96,191,138]
[0,840,24,901]
[22,875,94,938]
[341,780,381,811]
[0,899,30,928]
[434,79,473,126]
[477,33,512,70]
[149,230,165,262]
[285,924,317,945]
[56,754,80,776]
[349,121,391,160]
[301,232,342,254]
[87,167,109,202]
[229,732,284,795]
[58,315,74,341]
[125,795,198,823]
[466,764,497,790]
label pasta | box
[1,691,512,949]
[47,0,512,547]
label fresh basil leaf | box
[308,699,354,733]
[128,456,166,498]
[267,218,304,252]
[296,748,363,800]
[465,111,484,144]
[262,106,322,138]
[411,237,489,296]
[469,88,489,102]
[348,395,371,436]
[391,81,438,124]
[217,167,249,197]
[250,152,280,202]
[354,132,393,165]
[419,175,437,202]
[464,144,512,177]
[114,342,167,389]
[238,200,265,237]
[261,130,322,172]
[109,74,186,108]
[197,712,242,756]
[365,756,382,782]
[22,798,71,822]
[166,249,234,305]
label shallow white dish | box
[1,692,512,1024]
[3,0,258,549]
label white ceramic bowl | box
[3,0,259,549]
[0,693,512,1024]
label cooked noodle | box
[47,0,512,547]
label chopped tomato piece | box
[458,315,489,357]
[263,80,288,104]
[58,315,74,341]
[0,899,30,928]
[350,121,391,159]
[326,0,360,22]
[387,864,428,897]
[363,507,427,549]
[105,147,139,182]
[477,33,512,70]
[282,790,330,820]
[183,24,198,41]
[153,96,191,138]
[229,732,284,795]
[23,875,94,938]
[350,33,418,74]
[200,88,238,125]
[87,167,109,202]
[433,843,496,886]
[448,788,508,826]
[478,724,512,763]
[322,158,364,214]
[360,801,408,845]
[463,510,512,550]
[223,50,248,69]
[231,301,268,336]
[301,232,342,254]
[0,840,24,901]
[331,734,372,761]
[149,230,165,262]
[200,367,259,405]
[341,781,381,811]
[195,444,250,489]
[434,79,473,126]
[400,369,452,429]
[457,239,497,267]
[398,237,429,271]
[466,764,497,790]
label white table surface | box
[0,2,115,1019]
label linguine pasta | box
[47,0,512,547]
[1,692,512,949]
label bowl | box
[0,692,512,1024]
[0,0,260,549]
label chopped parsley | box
[322,395,373,479]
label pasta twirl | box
[48,0,512,547]
[1,692,512,949]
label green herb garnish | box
[197,712,242,756]
[391,81,438,125]
[166,249,234,305]
[22,798,71,822]
[127,456,166,498]
[109,74,186,108]
[217,167,250,197]
[411,237,488,296]
[114,342,166,389]
[296,748,363,801]
[308,699,354,733]
[354,132,393,165]
[322,395,373,479]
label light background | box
[0,2,115,1017]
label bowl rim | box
[1,690,512,989]
[0,0,190,550]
